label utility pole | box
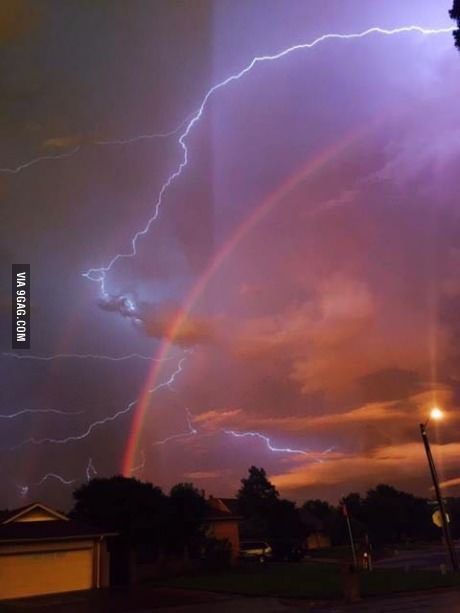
[420,422,458,572]
[342,502,357,568]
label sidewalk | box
[3,585,460,613]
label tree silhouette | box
[237,466,279,518]
[365,484,436,544]
[237,466,280,538]
[237,466,305,551]
[303,499,336,521]
[340,484,437,546]
[168,483,208,554]
[71,477,211,583]
[451,0,460,50]
[71,475,168,547]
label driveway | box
[0,587,228,612]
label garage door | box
[0,547,93,600]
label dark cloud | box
[98,296,214,347]
[357,368,422,404]
[98,294,138,319]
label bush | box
[202,537,232,570]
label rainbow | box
[122,125,373,474]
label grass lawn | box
[160,563,342,599]
[159,562,460,600]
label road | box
[155,589,460,612]
[374,543,460,571]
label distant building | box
[0,502,114,601]
[132,495,242,582]
[300,507,332,550]
[204,496,241,561]
[306,531,331,550]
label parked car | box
[239,540,273,562]
[270,539,306,562]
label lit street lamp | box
[420,408,458,572]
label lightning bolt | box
[0,146,81,175]
[223,429,312,457]
[152,409,331,464]
[0,113,196,175]
[12,356,186,447]
[2,352,172,363]
[86,457,98,481]
[152,408,197,446]
[93,111,197,146]
[16,457,98,499]
[130,450,146,474]
[224,430,337,464]
[17,472,77,499]
[17,485,29,498]
[35,473,77,486]
[82,24,454,293]
[0,408,84,419]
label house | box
[204,496,241,561]
[0,502,115,601]
[299,507,332,550]
[129,495,242,582]
[306,531,332,550]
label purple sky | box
[1,0,459,508]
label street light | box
[420,408,458,572]
[429,407,443,423]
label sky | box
[1,0,460,508]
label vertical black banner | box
[12,264,30,349]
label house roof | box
[0,519,116,543]
[205,496,242,522]
[0,502,116,543]
[2,502,68,524]
[0,508,16,524]
[0,503,43,524]
[219,498,241,516]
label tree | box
[267,498,306,559]
[71,475,169,549]
[303,499,336,522]
[341,493,365,522]
[168,483,208,555]
[450,0,460,20]
[338,486,439,548]
[362,484,436,545]
[237,466,280,538]
[450,1,460,50]
[268,498,303,539]
[237,466,279,518]
[237,466,305,549]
